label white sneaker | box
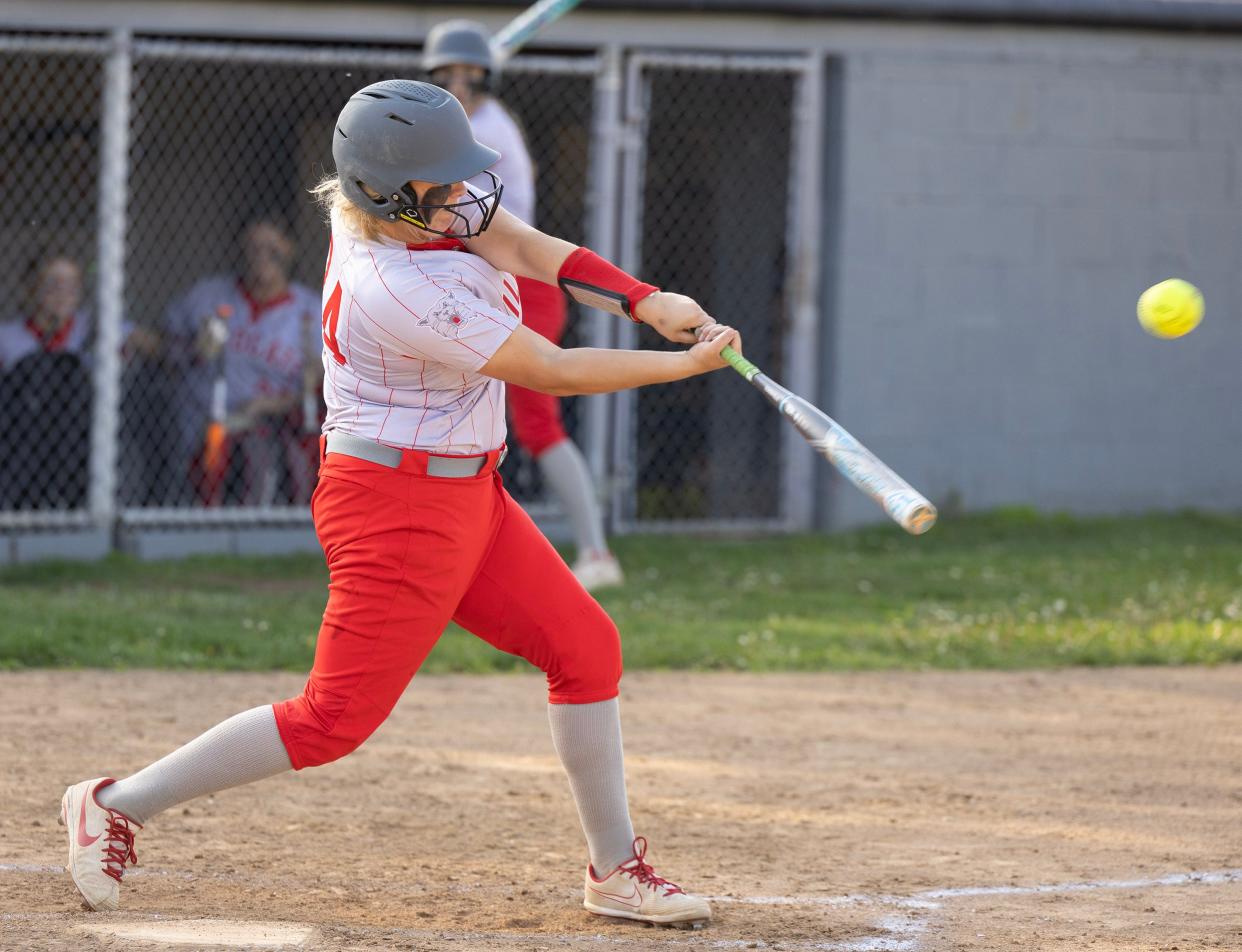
[59,778,141,911]
[572,551,624,591]
[583,836,711,928]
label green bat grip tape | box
[720,345,761,382]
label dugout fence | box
[0,29,823,556]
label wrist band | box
[556,247,658,323]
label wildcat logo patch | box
[422,293,479,340]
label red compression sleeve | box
[556,247,659,323]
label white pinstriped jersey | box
[319,208,521,453]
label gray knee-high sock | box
[536,439,608,558]
[95,705,291,824]
[547,698,636,876]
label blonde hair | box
[310,174,387,241]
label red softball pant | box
[507,276,568,457]
[273,445,621,770]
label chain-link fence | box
[0,31,818,549]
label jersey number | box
[322,281,346,366]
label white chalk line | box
[0,862,194,878]
[3,865,1240,952]
[709,866,1242,908]
[916,867,1242,900]
[709,868,1242,952]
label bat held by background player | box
[201,303,234,494]
[489,0,584,61]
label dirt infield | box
[2,667,1240,951]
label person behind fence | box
[163,217,322,506]
[0,252,92,510]
[425,20,624,591]
[60,79,742,929]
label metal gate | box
[611,52,822,533]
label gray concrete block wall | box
[829,38,1242,528]
[0,529,112,565]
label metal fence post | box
[610,53,650,532]
[781,53,826,531]
[582,44,624,495]
[89,27,132,530]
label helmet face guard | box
[394,171,503,238]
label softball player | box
[60,80,738,929]
[424,20,624,591]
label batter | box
[59,80,740,930]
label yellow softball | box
[1137,278,1203,339]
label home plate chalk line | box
[3,865,1240,950]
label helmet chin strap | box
[397,207,431,230]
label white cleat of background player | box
[572,550,625,591]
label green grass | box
[2,510,1239,672]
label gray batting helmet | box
[423,20,496,76]
[332,79,502,237]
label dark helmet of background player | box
[423,19,497,94]
[331,80,502,237]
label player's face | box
[243,223,293,288]
[408,180,468,232]
[429,65,487,113]
[34,258,82,322]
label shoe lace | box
[100,809,140,883]
[618,836,684,896]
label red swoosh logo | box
[77,794,101,848]
[590,883,642,908]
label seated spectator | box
[0,254,92,510]
[163,217,322,506]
